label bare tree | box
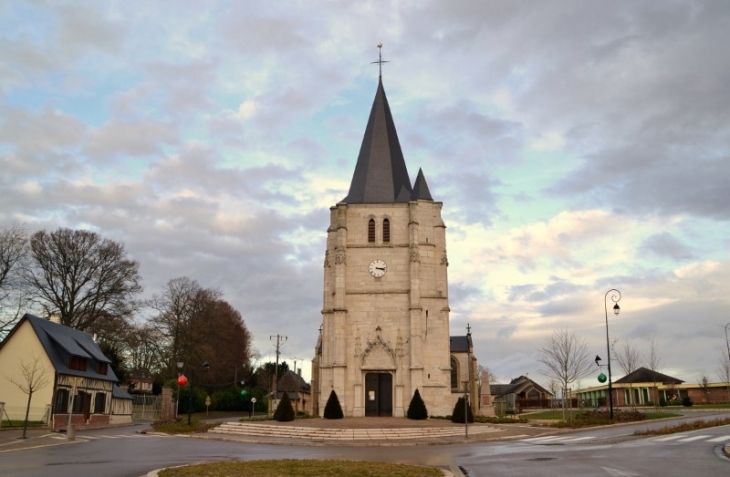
[23,228,142,333]
[717,348,730,404]
[646,337,662,372]
[536,328,593,419]
[613,338,642,408]
[0,225,30,336]
[7,353,50,438]
[697,373,711,404]
[148,277,222,378]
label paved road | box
[0,413,728,477]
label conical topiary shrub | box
[273,392,295,422]
[451,396,474,423]
[406,388,428,420]
[323,389,344,419]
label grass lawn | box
[159,460,443,477]
[634,416,730,436]
[0,420,46,428]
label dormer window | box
[97,362,108,375]
[383,219,390,242]
[368,219,375,243]
[69,356,87,371]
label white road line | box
[652,435,687,442]
[561,436,596,442]
[707,435,730,443]
[678,435,711,442]
[522,435,567,442]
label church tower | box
[313,69,458,417]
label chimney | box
[49,314,61,324]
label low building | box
[576,367,730,407]
[0,313,131,430]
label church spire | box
[341,48,412,204]
[411,168,433,201]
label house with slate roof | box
[272,370,312,415]
[0,313,132,430]
[490,375,554,415]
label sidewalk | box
[0,427,74,453]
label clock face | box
[369,259,387,277]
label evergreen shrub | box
[273,392,295,421]
[406,389,428,420]
[451,396,474,423]
[323,390,344,419]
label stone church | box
[311,74,481,418]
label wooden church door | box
[365,373,392,416]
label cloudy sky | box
[2,1,729,389]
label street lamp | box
[186,361,210,426]
[176,358,184,416]
[604,289,621,420]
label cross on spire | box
[466,323,471,335]
[372,43,389,80]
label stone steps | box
[208,421,496,441]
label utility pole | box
[269,334,287,416]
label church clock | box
[368,259,387,277]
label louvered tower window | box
[368,219,375,243]
[383,218,390,242]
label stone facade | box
[316,200,455,417]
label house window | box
[69,356,87,371]
[94,392,106,414]
[450,357,459,390]
[382,218,390,242]
[54,388,70,414]
[97,362,108,375]
[73,391,88,413]
[368,219,375,243]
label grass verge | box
[0,420,45,429]
[158,460,443,477]
[633,417,730,436]
[151,417,218,434]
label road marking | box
[601,467,640,476]
[707,436,730,443]
[522,436,567,442]
[678,435,711,442]
[652,435,687,442]
[561,436,596,442]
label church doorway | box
[365,373,392,416]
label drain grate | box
[527,457,557,461]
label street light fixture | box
[176,358,184,416]
[187,361,210,426]
[604,289,621,420]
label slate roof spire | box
[341,77,413,204]
[411,168,433,201]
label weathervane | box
[372,43,389,80]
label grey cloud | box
[85,120,178,159]
[639,232,696,261]
[0,107,85,154]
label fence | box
[132,394,163,421]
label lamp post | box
[604,289,621,420]
[724,323,730,363]
[186,361,210,426]
[176,358,184,417]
